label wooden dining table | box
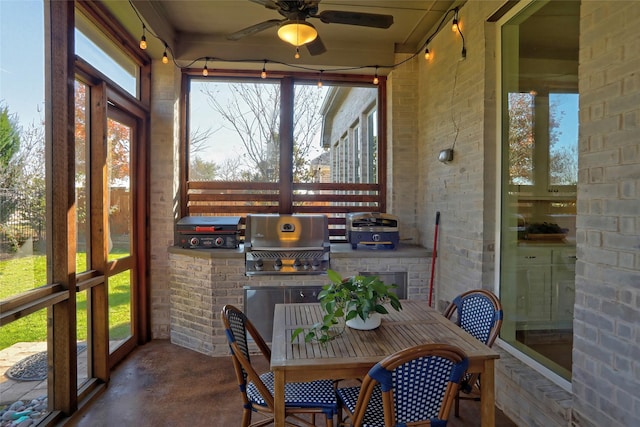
[271,300,500,427]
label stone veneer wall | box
[168,246,431,356]
[573,2,640,426]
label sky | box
[0,1,45,128]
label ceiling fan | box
[227,0,394,56]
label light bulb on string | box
[452,8,459,32]
[162,44,169,64]
[317,71,323,88]
[139,25,147,50]
[424,47,431,60]
[202,58,208,76]
[295,47,301,59]
[373,66,379,85]
[261,61,267,79]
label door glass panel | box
[499,0,579,381]
[106,113,133,352]
[108,269,132,352]
[107,117,131,259]
[75,80,90,271]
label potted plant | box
[292,270,403,343]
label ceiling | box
[103,0,458,73]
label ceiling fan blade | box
[249,0,279,10]
[314,10,393,28]
[227,19,283,41]
[306,35,326,56]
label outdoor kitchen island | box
[167,243,431,356]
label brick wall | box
[573,2,640,425]
[412,1,500,307]
[149,61,181,339]
[387,54,421,242]
[168,247,431,356]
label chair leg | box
[241,408,251,427]
[325,413,334,427]
[454,390,460,417]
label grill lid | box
[244,214,330,275]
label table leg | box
[480,359,496,427]
[274,369,285,427]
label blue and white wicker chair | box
[221,305,338,427]
[443,289,503,416]
[336,343,468,427]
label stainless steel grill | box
[244,214,330,275]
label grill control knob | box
[255,259,264,271]
[189,237,199,246]
[311,259,321,271]
[293,259,302,270]
[303,260,310,270]
[214,237,224,246]
[274,259,283,270]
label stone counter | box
[168,243,432,356]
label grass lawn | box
[0,250,132,350]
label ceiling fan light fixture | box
[277,20,317,47]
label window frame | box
[495,0,577,390]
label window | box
[184,74,385,239]
[498,0,579,381]
[75,10,139,97]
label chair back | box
[221,304,275,409]
[352,344,468,427]
[443,289,503,347]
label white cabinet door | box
[515,247,552,324]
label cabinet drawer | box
[552,249,577,264]
[516,247,551,264]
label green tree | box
[0,103,22,189]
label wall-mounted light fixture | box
[438,148,454,163]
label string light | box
[452,8,459,32]
[127,1,467,81]
[139,25,147,50]
[295,47,301,59]
[162,43,169,64]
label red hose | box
[428,211,440,307]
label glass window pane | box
[75,80,90,272]
[0,0,47,298]
[549,93,579,186]
[508,92,535,186]
[499,0,579,381]
[75,12,138,97]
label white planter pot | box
[346,312,382,330]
